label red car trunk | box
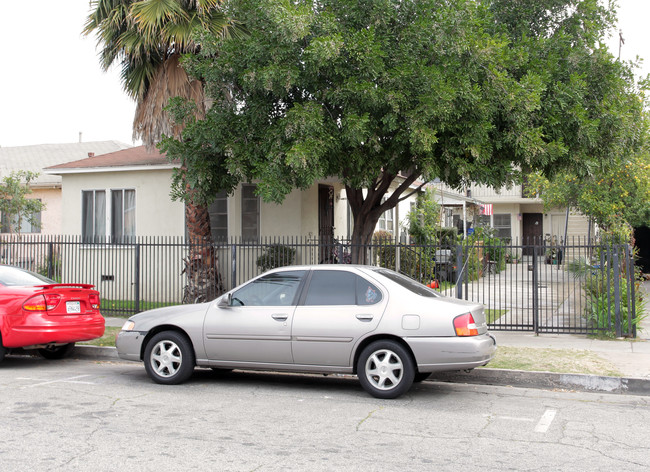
[0,268,105,352]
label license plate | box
[66,301,81,314]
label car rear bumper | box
[406,333,497,373]
[2,313,105,348]
[115,330,146,361]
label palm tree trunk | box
[182,198,224,303]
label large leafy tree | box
[164,0,645,262]
[526,152,650,240]
[84,0,239,300]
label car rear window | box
[369,268,441,298]
[0,266,55,286]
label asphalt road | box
[2,356,650,471]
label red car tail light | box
[89,293,100,309]
[44,294,62,310]
[23,294,62,312]
[454,313,479,336]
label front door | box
[318,185,335,261]
[522,213,543,256]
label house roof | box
[0,141,131,188]
[44,145,179,175]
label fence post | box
[231,244,237,287]
[395,244,401,273]
[532,244,539,335]
[613,248,622,338]
[455,245,463,299]
[134,243,141,313]
[47,242,54,279]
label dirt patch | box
[486,346,623,377]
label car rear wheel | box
[38,343,75,360]
[357,340,415,399]
[144,331,195,385]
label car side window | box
[231,271,305,306]
[304,271,382,306]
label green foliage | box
[569,254,646,336]
[461,227,507,278]
[374,243,435,284]
[405,189,441,245]
[256,244,297,271]
[525,151,650,240]
[0,171,46,234]
[163,0,643,251]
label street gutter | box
[72,345,650,397]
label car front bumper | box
[406,333,497,373]
[115,330,147,361]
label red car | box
[0,265,105,361]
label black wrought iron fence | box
[0,234,639,337]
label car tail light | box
[89,293,100,309]
[454,313,479,336]
[23,294,61,312]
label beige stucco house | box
[43,146,430,244]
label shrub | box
[256,244,296,271]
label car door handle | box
[272,314,288,321]
[356,314,374,322]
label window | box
[209,190,228,241]
[370,268,441,298]
[242,184,259,241]
[111,189,135,243]
[376,197,394,234]
[304,270,383,306]
[478,213,511,241]
[493,214,511,240]
[1,207,41,234]
[231,271,305,306]
[82,190,106,243]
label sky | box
[0,0,648,148]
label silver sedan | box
[116,265,496,399]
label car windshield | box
[0,266,56,286]
[369,268,441,298]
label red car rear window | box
[0,266,55,286]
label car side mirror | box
[217,293,232,308]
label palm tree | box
[84,0,238,301]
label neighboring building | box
[0,141,131,234]
[433,180,592,245]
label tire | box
[38,343,75,360]
[144,331,195,385]
[413,372,431,383]
[357,340,415,399]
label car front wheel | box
[39,343,75,360]
[144,331,195,385]
[357,340,415,399]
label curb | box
[72,345,650,397]
[430,368,650,397]
[73,345,119,360]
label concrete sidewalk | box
[77,311,650,397]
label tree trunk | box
[345,168,423,264]
[182,198,224,303]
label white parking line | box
[534,409,557,433]
[18,375,95,388]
